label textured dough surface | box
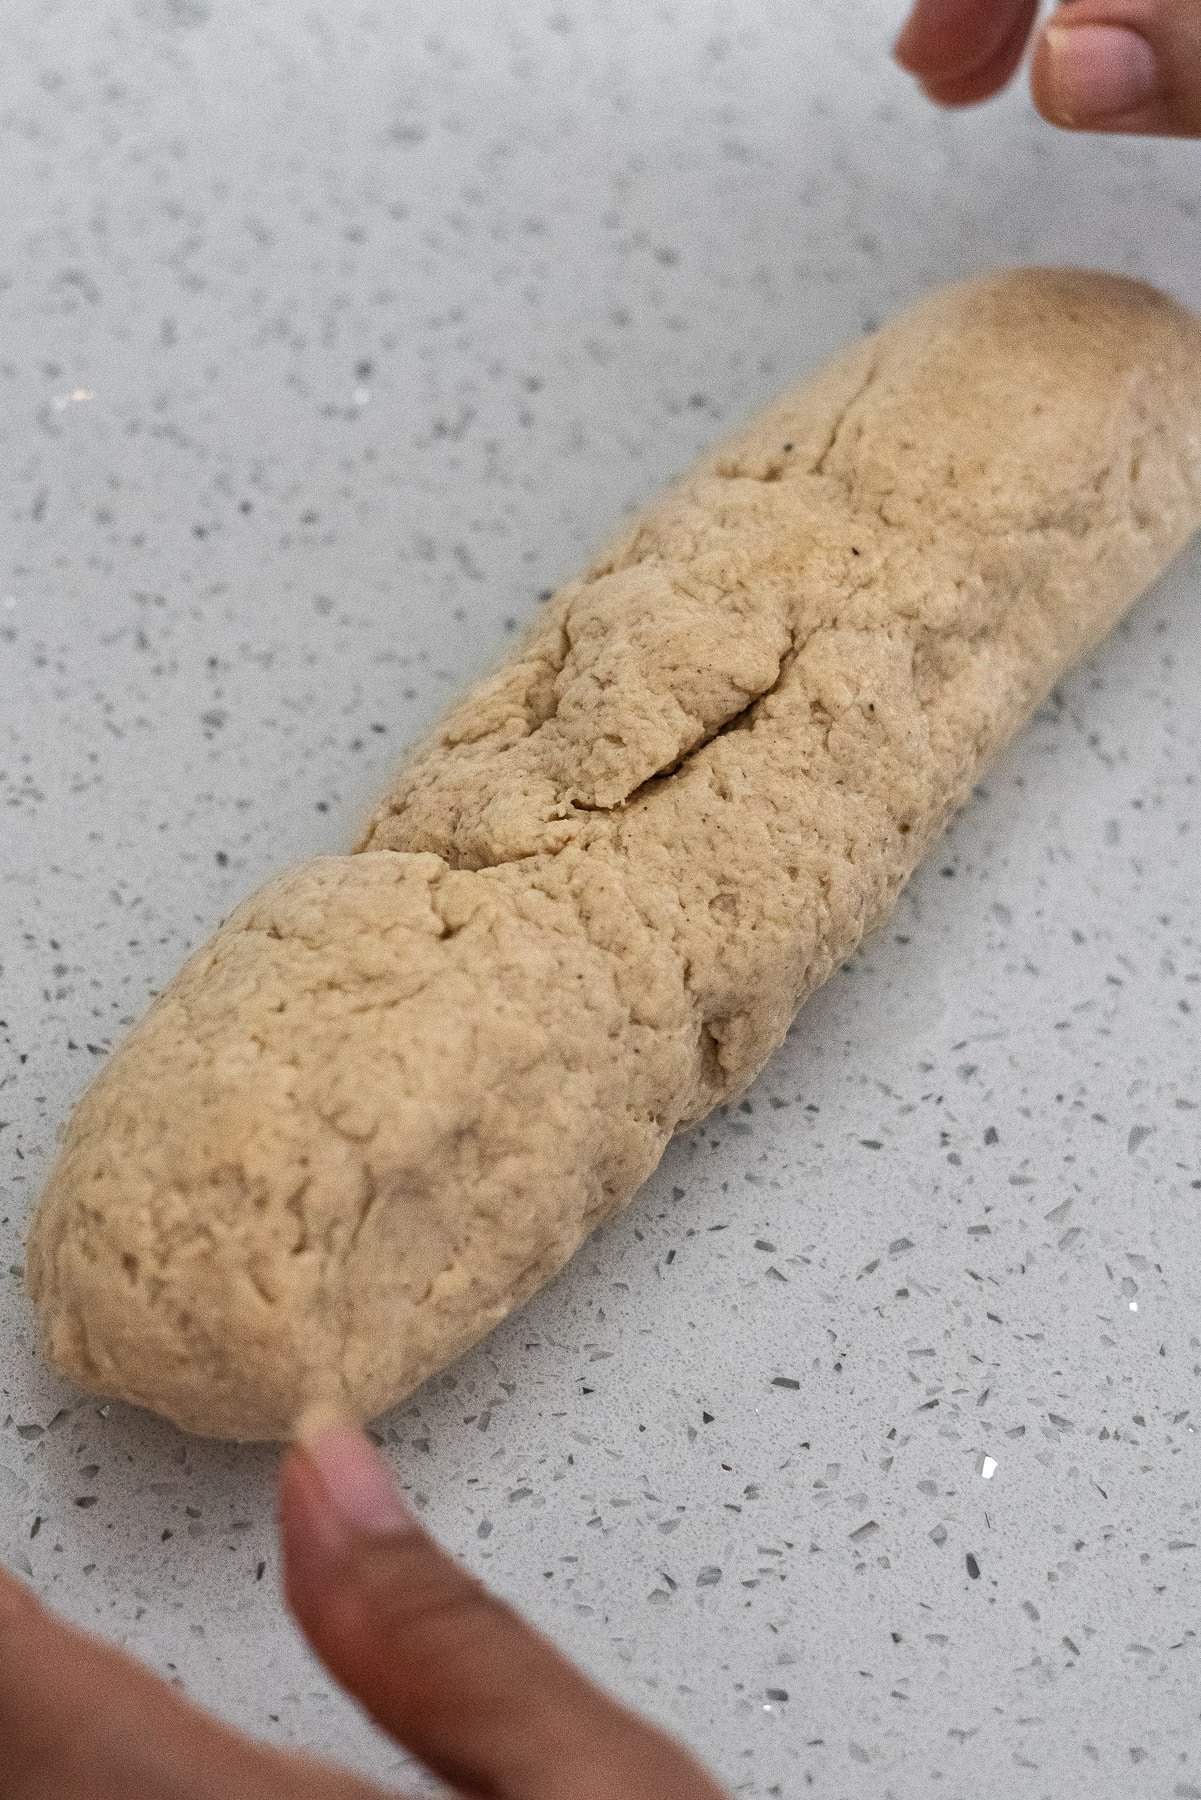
[28,270,1201,1439]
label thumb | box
[278,1418,727,1800]
[1032,0,1201,135]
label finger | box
[0,1561,388,1800]
[894,0,1037,92]
[1032,0,1201,135]
[914,0,1040,107]
[280,1419,728,1800]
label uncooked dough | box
[28,270,1201,1439]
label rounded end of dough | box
[26,851,665,1439]
[25,854,479,1439]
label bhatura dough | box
[28,270,1201,1438]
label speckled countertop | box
[2,3,1200,1796]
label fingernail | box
[295,1412,414,1537]
[1043,21,1159,124]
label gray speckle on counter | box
[2,3,1200,1795]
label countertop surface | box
[3,3,1201,1795]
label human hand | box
[0,1419,727,1799]
[894,0,1201,136]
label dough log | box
[28,270,1201,1439]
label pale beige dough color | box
[28,270,1201,1439]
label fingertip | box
[294,1417,414,1537]
[892,10,926,75]
[895,0,1040,111]
[893,0,1036,83]
[279,1416,420,1645]
[1032,16,1162,130]
[277,1433,349,1624]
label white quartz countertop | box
[2,4,1200,1794]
